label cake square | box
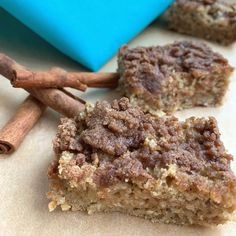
[118,41,233,114]
[164,0,236,45]
[47,98,236,225]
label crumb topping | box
[176,0,236,22]
[52,98,234,187]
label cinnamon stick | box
[11,67,87,91]
[78,71,119,88]
[11,67,119,90]
[27,88,85,118]
[0,54,86,118]
[0,96,46,154]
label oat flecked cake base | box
[47,98,236,226]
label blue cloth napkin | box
[1,0,173,71]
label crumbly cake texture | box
[164,0,236,45]
[47,98,236,226]
[118,41,233,115]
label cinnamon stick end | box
[10,69,17,85]
[0,141,14,155]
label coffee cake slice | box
[47,98,236,225]
[164,0,236,45]
[118,41,233,115]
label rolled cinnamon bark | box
[0,54,86,118]
[11,67,119,89]
[0,96,46,154]
[27,88,85,118]
[67,71,120,88]
[12,67,87,91]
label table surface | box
[1,8,236,236]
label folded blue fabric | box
[1,0,173,71]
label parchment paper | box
[1,9,236,236]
